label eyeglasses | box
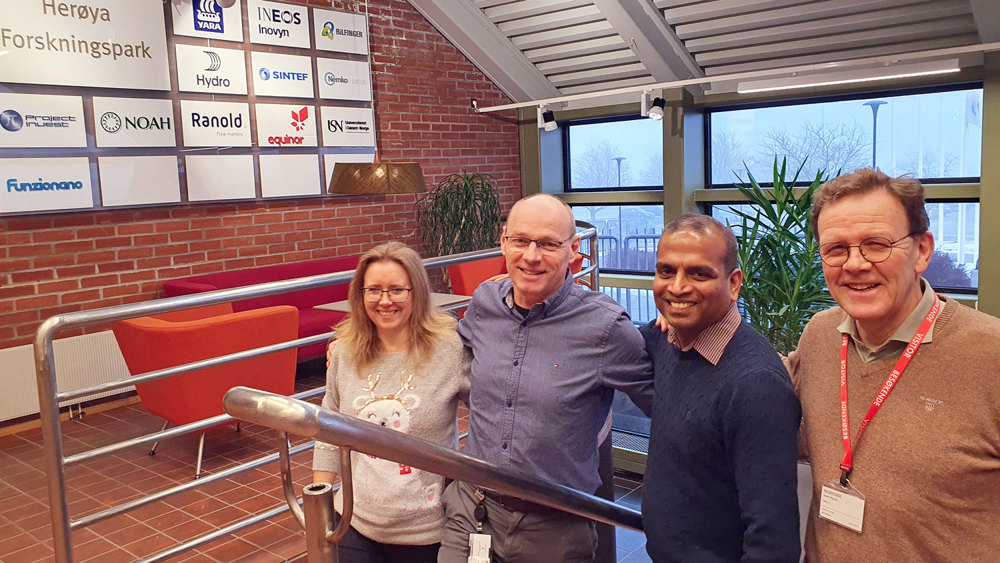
[362,288,413,302]
[819,234,915,267]
[504,235,574,253]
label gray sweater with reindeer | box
[312,331,469,545]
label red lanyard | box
[838,297,941,486]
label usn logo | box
[194,0,224,34]
[1,110,24,132]
[258,68,308,81]
[290,107,308,131]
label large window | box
[572,204,664,274]
[566,116,663,190]
[709,85,983,186]
[712,202,980,292]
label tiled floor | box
[1,362,650,562]
[613,472,650,563]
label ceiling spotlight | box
[647,97,665,121]
[541,109,558,132]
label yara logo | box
[194,0,224,34]
[290,107,308,131]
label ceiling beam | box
[593,0,704,84]
[406,0,561,103]
[970,0,1000,42]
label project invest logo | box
[0,110,24,132]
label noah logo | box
[204,51,222,71]
[194,0,224,33]
[290,107,308,131]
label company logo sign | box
[181,100,251,147]
[0,157,93,213]
[251,52,313,98]
[175,44,247,95]
[326,118,370,134]
[194,0,224,33]
[313,9,368,55]
[320,106,374,147]
[1,110,23,132]
[247,0,308,48]
[257,6,299,38]
[316,59,371,101]
[99,111,171,134]
[6,178,85,193]
[255,103,316,147]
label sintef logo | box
[194,0,224,33]
[258,67,308,81]
[1,110,24,132]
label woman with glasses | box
[313,241,468,563]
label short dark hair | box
[811,168,929,238]
[661,213,738,273]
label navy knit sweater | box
[639,321,801,563]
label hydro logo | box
[258,67,308,81]
[196,50,230,88]
[204,51,222,72]
[290,107,308,131]
[194,0,224,34]
[1,110,24,132]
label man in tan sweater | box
[787,168,1000,561]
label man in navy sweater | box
[640,214,801,562]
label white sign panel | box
[260,154,320,198]
[99,156,180,207]
[251,51,315,98]
[248,0,310,48]
[0,158,93,213]
[312,9,368,55]
[320,106,375,147]
[175,44,248,95]
[185,155,256,201]
[0,94,86,148]
[0,0,170,91]
[171,0,243,42]
[255,103,317,148]
[180,100,251,147]
[316,59,371,101]
[92,97,176,148]
[323,152,375,191]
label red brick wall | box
[0,0,520,349]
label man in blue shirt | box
[438,194,653,562]
[641,214,801,562]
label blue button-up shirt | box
[459,275,653,493]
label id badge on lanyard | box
[819,297,941,533]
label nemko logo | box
[100,111,171,134]
[6,178,85,193]
[258,67,308,81]
[194,0,225,33]
[324,73,366,86]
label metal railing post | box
[302,483,337,563]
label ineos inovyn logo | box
[1,110,24,132]
[258,68,271,80]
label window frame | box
[704,82,985,189]
[563,114,664,193]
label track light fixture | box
[647,97,665,121]
[537,106,558,132]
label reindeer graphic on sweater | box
[351,371,442,511]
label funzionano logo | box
[7,178,84,192]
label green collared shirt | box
[837,277,938,363]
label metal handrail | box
[223,387,643,532]
[33,232,601,563]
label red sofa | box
[162,256,361,359]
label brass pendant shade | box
[328,162,426,195]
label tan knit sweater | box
[788,298,1000,562]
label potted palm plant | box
[414,172,502,258]
[724,158,835,355]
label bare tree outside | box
[640,150,664,186]
[754,121,869,181]
[711,128,750,185]
[571,140,633,188]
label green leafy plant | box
[414,173,502,257]
[726,157,835,355]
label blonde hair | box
[334,241,455,371]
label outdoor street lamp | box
[863,100,887,169]
[612,157,625,187]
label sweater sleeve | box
[312,350,343,474]
[724,367,802,563]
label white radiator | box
[0,331,134,422]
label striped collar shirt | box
[667,303,743,365]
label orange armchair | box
[112,303,299,477]
[447,255,507,297]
